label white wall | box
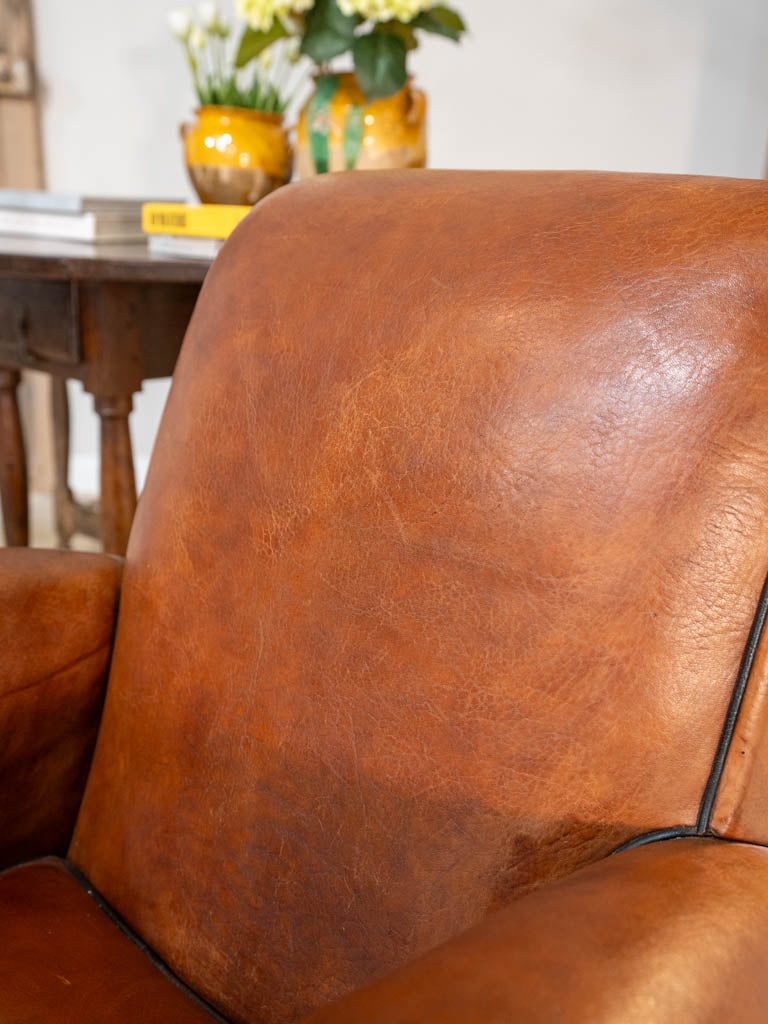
[32,0,768,496]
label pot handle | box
[407,89,426,125]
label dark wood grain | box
[0,368,28,545]
[0,237,210,283]
[95,395,136,555]
[0,236,210,553]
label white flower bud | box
[168,8,194,40]
[189,25,207,50]
[199,1,224,31]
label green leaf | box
[197,76,215,105]
[235,22,289,68]
[220,77,241,106]
[353,32,407,101]
[343,104,364,169]
[247,78,265,108]
[301,0,359,63]
[412,5,466,41]
[374,19,419,52]
[307,74,339,174]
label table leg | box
[94,394,136,556]
[51,377,75,548]
[0,369,29,546]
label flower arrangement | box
[170,1,466,110]
[169,2,305,113]
[235,0,467,102]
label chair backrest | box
[70,171,768,1024]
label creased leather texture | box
[70,171,768,1023]
[303,837,768,1024]
[0,548,121,868]
[0,858,215,1023]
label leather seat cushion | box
[0,858,216,1023]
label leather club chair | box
[4,171,768,1023]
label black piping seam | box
[611,570,768,857]
[63,861,229,1023]
[696,569,768,832]
[610,826,699,855]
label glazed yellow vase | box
[182,105,292,206]
[296,73,427,177]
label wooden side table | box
[0,237,210,554]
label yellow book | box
[141,203,251,240]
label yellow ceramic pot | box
[296,73,427,178]
[182,105,292,205]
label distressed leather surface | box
[0,549,121,867]
[70,171,768,1023]
[0,858,214,1023]
[304,838,768,1024]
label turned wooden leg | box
[51,377,75,548]
[95,394,136,556]
[0,369,29,546]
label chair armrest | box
[304,837,768,1024]
[0,548,121,868]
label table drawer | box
[0,279,79,366]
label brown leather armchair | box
[4,170,768,1023]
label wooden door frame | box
[0,0,54,499]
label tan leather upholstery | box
[0,858,213,1023]
[304,837,768,1024]
[4,171,768,1022]
[0,548,121,868]
[68,171,768,1022]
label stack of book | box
[141,203,252,261]
[0,190,152,243]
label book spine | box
[0,190,83,214]
[142,204,251,239]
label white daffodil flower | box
[199,1,229,35]
[198,1,219,28]
[189,25,207,50]
[168,8,194,40]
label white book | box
[0,190,179,215]
[0,207,145,243]
[148,234,223,261]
